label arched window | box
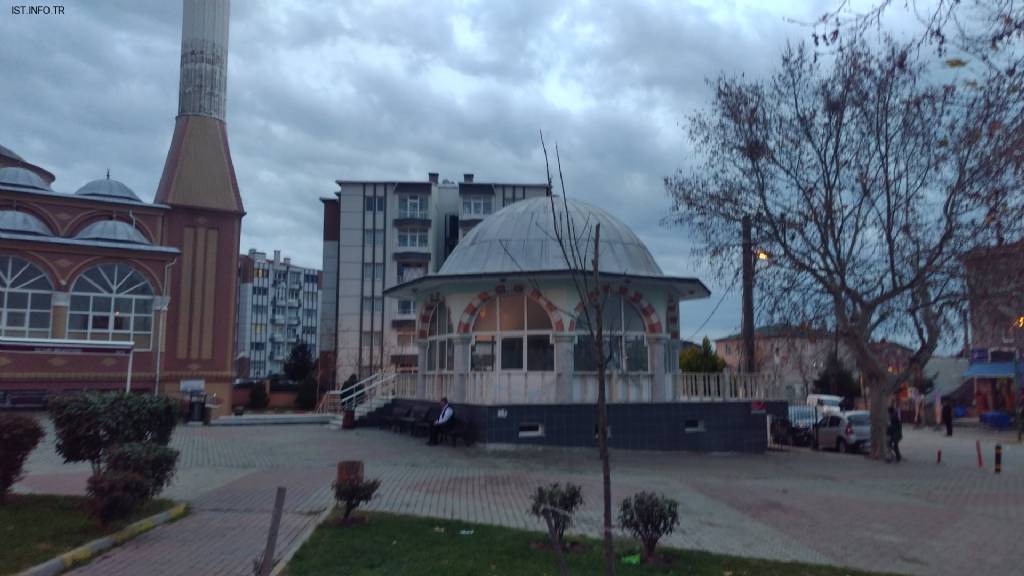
[425,302,453,373]
[471,293,554,372]
[0,255,52,338]
[68,263,154,350]
[574,295,648,372]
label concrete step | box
[210,413,334,426]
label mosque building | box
[0,0,242,415]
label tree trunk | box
[590,224,616,576]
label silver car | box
[813,411,871,453]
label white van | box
[806,394,843,414]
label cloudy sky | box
[2,0,864,342]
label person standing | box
[942,399,954,437]
[427,397,454,446]
[888,405,903,462]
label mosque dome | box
[0,166,51,191]
[438,196,664,277]
[75,220,149,245]
[0,210,53,236]
[0,144,23,162]
[75,176,141,202]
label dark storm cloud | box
[0,0,830,341]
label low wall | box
[231,387,297,409]
[388,399,786,453]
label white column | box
[553,334,575,403]
[416,340,428,399]
[649,333,668,402]
[452,334,471,403]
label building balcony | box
[271,315,285,325]
[393,250,431,264]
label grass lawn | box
[285,512,891,576]
[0,494,176,575]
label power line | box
[688,275,738,341]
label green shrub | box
[87,470,151,526]
[249,384,269,410]
[528,483,584,551]
[0,414,45,505]
[106,443,179,499]
[618,491,680,563]
[333,477,380,519]
[295,375,318,411]
[49,393,179,473]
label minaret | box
[156,0,244,412]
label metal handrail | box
[321,371,397,414]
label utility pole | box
[741,215,756,374]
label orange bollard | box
[937,449,942,464]
[976,440,983,468]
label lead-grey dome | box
[439,197,663,277]
[0,210,53,236]
[0,166,50,191]
[75,177,141,202]
[75,220,149,245]
[0,144,22,161]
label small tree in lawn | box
[0,414,45,505]
[529,483,584,576]
[619,492,680,564]
[284,341,315,384]
[812,354,858,399]
[333,477,380,520]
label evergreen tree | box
[678,336,727,373]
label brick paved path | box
[16,422,1024,576]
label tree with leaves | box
[812,354,858,399]
[666,39,1022,459]
[283,341,315,383]
[678,337,726,373]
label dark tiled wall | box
[383,399,783,453]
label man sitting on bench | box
[427,397,454,446]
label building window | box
[0,255,53,339]
[397,229,428,248]
[365,196,385,212]
[363,230,385,246]
[362,263,384,280]
[461,196,493,217]
[362,296,383,314]
[67,263,154,350]
[397,299,415,316]
[361,331,381,348]
[397,263,425,283]
[397,332,415,347]
[470,293,553,372]
[425,302,453,373]
[398,194,428,219]
[573,295,648,373]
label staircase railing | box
[317,371,398,415]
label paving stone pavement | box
[15,421,1024,576]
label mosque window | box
[425,302,453,373]
[471,293,554,372]
[574,295,648,373]
[0,255,52,339]
[67,263,154,350]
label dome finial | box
[106,168,110,180]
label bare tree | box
[666,40,1022,458]
[542,133,616,575]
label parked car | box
[813,411,871,453]
[806,394,843,414]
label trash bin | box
[188,392,206,422]
[203,405,212,425]
[342,409,355,430]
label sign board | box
[180,379,205,393]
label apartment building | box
[236,249,321,379]
[319,173,549,387]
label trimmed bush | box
[618,491,680,563]
[87,470,152,526]
[295,375,318,411]
[333,477,380,519]
[249,384,269,410]
[0,414,45,505]
[106,443,180,499]
[528,483,584,551]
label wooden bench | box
[413,407,440,437]
[439,417,474,447]
[399,405,429,434]
[378,405,411,431]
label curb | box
[269,505,335,576]
[17,503,189,576]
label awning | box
[962,361,1020,379]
